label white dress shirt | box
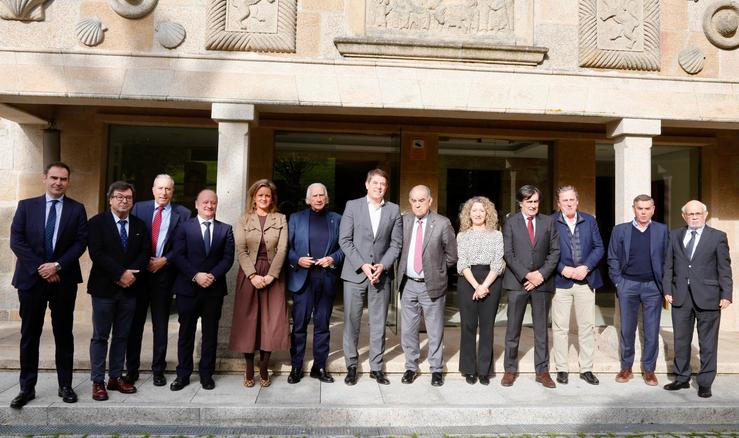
[197,215,214,242]
[367,196,385,238]
[683,225,704,259]
[151,202,172,258]
[405,214,428,279]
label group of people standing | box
[8,163,732,409]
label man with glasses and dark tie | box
[87,181,150,401]
[9,162,88,408]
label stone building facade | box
[0,0,737,345]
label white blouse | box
[456,229,506,275]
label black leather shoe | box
[169,377,189,391]
[152,374,167,387]
[310,368,335,383]
[579,372,599,385]
[698,386,712,398]
[287,367,302,384]
[556,372,568,384]
[58,386,78,403]
[10,390,35,409]
[369,370,390,385]
[200,376,215,390]
[124,371,139,385]
[344,366,357,386]
[401,369,418,384]
[464,373,477,385]
[478,375,490,385]
[664,380,690,391]
[431,372,444,387]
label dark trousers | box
[617,278,662,371]
[126,271,175,375]
[90,291,137,383]
[175,293,224,380]
[458,265,501,376]
[504,289,553,374]
[290,271,336,370]
[18,281,77,391]
[671,287,721,388]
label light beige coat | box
[235,212,288,278]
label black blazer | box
[663,225,733,310]
[10,195,88,291]
[502,212,560,292]
[171,217,235,297]
[87,211,150,297]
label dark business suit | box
[10,195,88,391]
[287,208,344,371]
[502,212,560,374]
[127,201,191,378]
[663,225,733,388]
[607,220,668,372]
[87,211,150,383]
[171,217,234,381]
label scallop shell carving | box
[0,0,49,21]
[156,20,186,49]
[76,17,107,47]
[678,47,706,75]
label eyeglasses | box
[684,212,704,217]
[111,195,133,202]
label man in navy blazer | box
[87,181,150,401]
[9,162,88,408]
[286,183,344,384]
[663,200,732,398]
[169,189,234,391]
[608,193,668,386]
[551,185,604,386]
[126,174,191,387]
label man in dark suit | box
[607,193,668,386]
[88,181,150,401]
[397,185,457,387]
[501,185,560,388]
[663,200,732,398]
[339,168,402,385]
[9,162,88,408]
[286,183,344,384]
[551,185,604,386]
[169,189,234,391]
[125,174,191,387]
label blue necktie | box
[686,230,697,260]
[45,200,59,259]
[203,221,211,256]
[119,220,128,251]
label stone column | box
[211,103,256,366]
[606,119,661,223]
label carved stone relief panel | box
[702,0,739,50]
[579,0,660,71]
[107,0,158,19]
[206,0,296,52]
[0,0,50,21]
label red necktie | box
[413,220,424,274]
[151,205,164,256]
[527,216,535,245]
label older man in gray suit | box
[398,185,457,387]
[339,168,403,385]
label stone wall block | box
[80,0,155,51]
[296,11,321,57]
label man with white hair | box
[663,200,732,398]
[286,183,344,384]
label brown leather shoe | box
[92,382,108,401]
[107,377,137,394]
[535,372,556,388]
[500,372,517,387]
[615,368,633,383]
[643,371,658,386]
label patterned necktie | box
[527,216,535,245]
[413,220,424,274]
[151,205,164,256]
[119,219,128,251]
[203,221,211,256]
[686,230,698,260]
[45,199,59,259]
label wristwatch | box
[54,262,62,272]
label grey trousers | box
[343,276,391,371]
[401,279,445,372]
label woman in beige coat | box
[229,179,289,387]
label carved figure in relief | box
[369,0,390,27]
[432,0,478,33]
[233,0,276,29]
[479,0,513,32]
[598,0,640,49]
